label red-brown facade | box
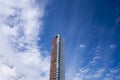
[50,38,57,80]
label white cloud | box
[0,0,49,80]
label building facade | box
[50,34,65,80]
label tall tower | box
[50,34,65,80]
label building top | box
[55,33,61,39]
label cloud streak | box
[0,0,49,80]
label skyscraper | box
[50,34,65,80]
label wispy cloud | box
[70,45,120,80]
[89,55,100,64]
[79,44,86,48]
[0,0,49,80]
[72,66,120,80]
[110,44,116,48]
[72,68,105,80]
[92,68,105,78]
[116,16,120,24]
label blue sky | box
[0,0,120,80]
[40,0,120,80]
